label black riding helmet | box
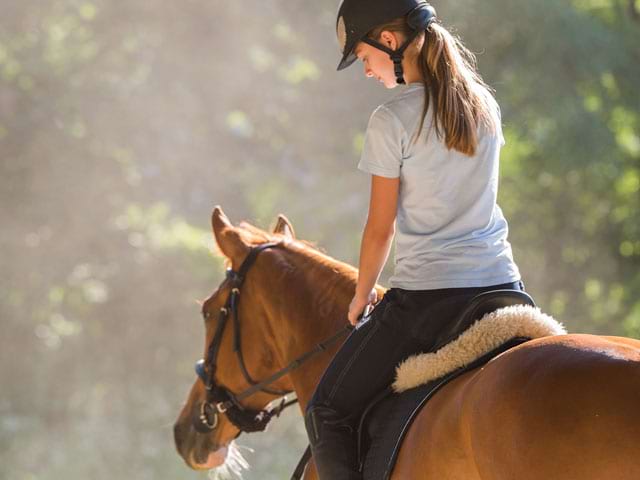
[336,0,437,84]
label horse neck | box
[259,243,357,409]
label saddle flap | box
[358,337,531,479]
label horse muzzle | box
[188,445,229,470]
[174,412,229,470]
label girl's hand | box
[348,289,378,326]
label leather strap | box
[290,445,312,480]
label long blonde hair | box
[367,19,498,156]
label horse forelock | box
[238,225,324,257]
[237,222,272,243]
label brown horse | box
[174,207,640,479]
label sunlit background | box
[1,0,639,478]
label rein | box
[194,242,352,434]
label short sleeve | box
[357,105,406,178]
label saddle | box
[292,289,541,479]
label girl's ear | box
[211,207,250,266]
[379,30,398,50]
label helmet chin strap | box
[361,29,422,85]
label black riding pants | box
[306,280,525,431]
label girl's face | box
[354,40,398,89]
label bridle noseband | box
[193,242,352,434]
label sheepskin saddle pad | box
[393,303,567,392]
[354,303,566,479]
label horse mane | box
[238,221,322,251]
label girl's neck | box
[403,59,424,85]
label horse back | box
[393,334,640,480]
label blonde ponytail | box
[417,23,497,155]
[368,19,499,155]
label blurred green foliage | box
[0,0,638,478]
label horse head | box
[173,207,362,473]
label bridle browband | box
[193,241,352,434]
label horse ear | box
[211,206,249,262]
[272,214,295,239]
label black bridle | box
[194,242,352,434]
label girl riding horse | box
[304,0,527,478]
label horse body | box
[394,334,640,480]
[174,208,640,479]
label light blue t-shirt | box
[358,83,521,290]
